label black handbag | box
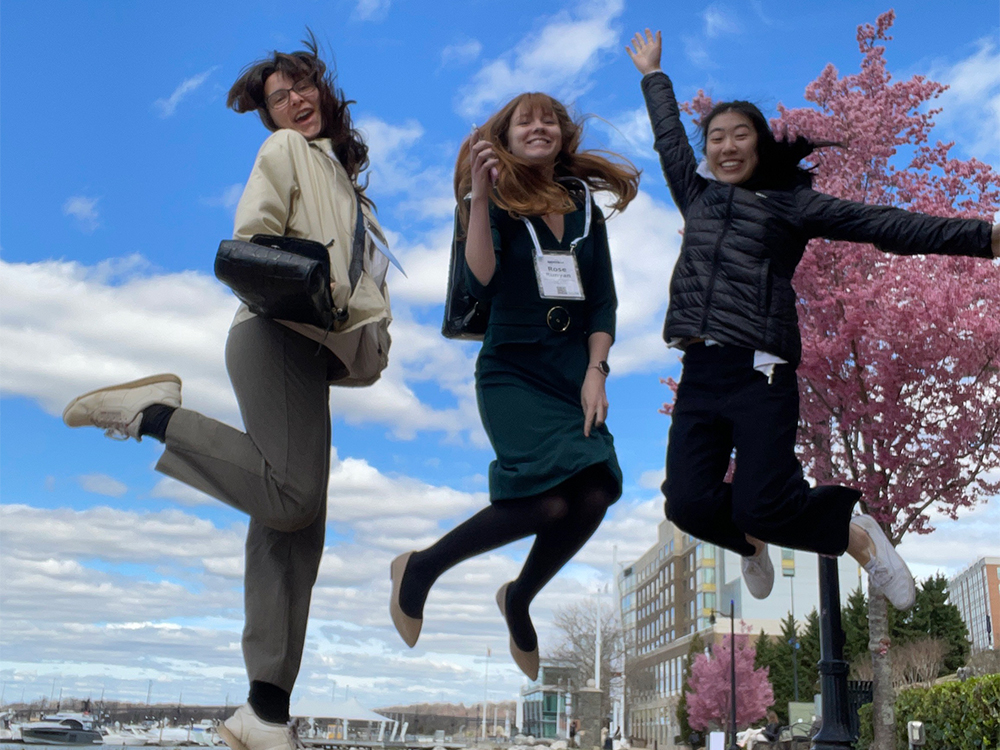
[215,199,366,330]
[442,206,490,340]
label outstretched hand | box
[626,29,662,76]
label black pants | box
[663,343,858,557]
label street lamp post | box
[811,557,854,749]
[710,600,738,750]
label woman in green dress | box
[389,92,639,678]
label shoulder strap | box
[348,193,365,291]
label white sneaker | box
[852,515,916,611]
[742,544,774,599]
[217,704,298,750]
[62,374,181,441]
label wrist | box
[589,360,610,377]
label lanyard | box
[520,177,592,257]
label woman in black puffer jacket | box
[627,30,999,611]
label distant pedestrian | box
[62,33,392,750]
[627,29,999,611]
[389,92,639,679]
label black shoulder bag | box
[442,205,490,340]
[215,199,366,331]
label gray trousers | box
[156,316,338,692]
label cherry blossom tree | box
[677,11,999,749]
[686,631,773,732]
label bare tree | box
[965,649,1000,678]
[551,599,626,724]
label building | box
[520,662,576,739]
[948,557,1000,653]
[618,519,862,750]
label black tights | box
[398,464,616,652]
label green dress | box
[466,194,623,502]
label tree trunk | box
[868,592,895,750]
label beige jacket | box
[231,129,392,384]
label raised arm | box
[627,29,704,215]
[797,189,996,260]
[465,127,500,286]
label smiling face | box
[507,102,563,166]
[705,110,759,185]
[264,71,323,140]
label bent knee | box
[262,485,325,533]
[663,477,701,529]
[731,504,784,541]
[263,507,320,533]
[540,496,571,524]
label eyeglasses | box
[265,78,318,110]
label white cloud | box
[456,0,625,118]
[926,37,1000,165]
[601,190,683,375]
[703,5,739,38]
[595,105,658,162]
[354,0,390,22]
[153,67,218,118]
[77,473,128,498]
[201,183,245,214]
[896,497,1000,582]
[358,115,454,219]
[63,195,100,232]
[0,257,485,444]
[441,39,483,68]
[0,479,666,707]
[683,35,715,69]
[638,468,665,490]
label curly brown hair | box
[454,93,639,232]
[227,31,370,189]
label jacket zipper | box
[698,184,735,334]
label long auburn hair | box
[227,31,370,190]
[454,93,640,233]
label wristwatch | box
[592,360,610,376]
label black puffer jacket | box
[641,71,993,366]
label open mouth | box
[294,108,314,124]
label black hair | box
[701,100,839,189]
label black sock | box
[248,681,290,724]
[138,404,176,443]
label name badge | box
[521,176,593,303]
[534,251,585,300]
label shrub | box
[855,675,999,749]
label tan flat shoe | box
[496,582,539,681]
[390,552,422,647]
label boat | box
[20,713,102,745]
[101,725,152,746]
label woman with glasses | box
[388,93,639,679]
[62,34,390,750]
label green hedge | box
[855,675,999,749]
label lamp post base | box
[811,557,855,750]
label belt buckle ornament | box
[546,306,571,332]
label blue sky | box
[2,0,999,711]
